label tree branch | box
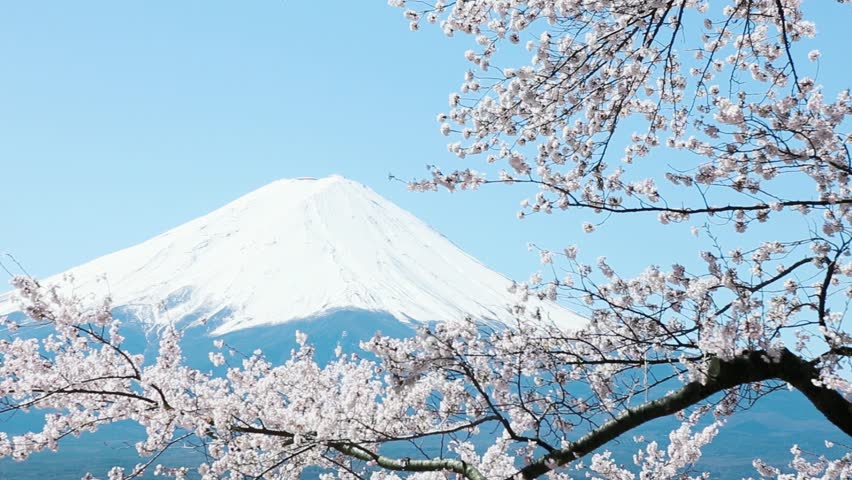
[331,442,487,480]
[512,348,851,479]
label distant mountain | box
[0,178,587,478]
[0,175,584,334]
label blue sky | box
[1,1,849,285]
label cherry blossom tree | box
[1,0,851,479]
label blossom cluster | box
[0,274,849,478]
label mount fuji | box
[0,175,584,335]
[0,175,588,478]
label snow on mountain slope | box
[0,176,585,334]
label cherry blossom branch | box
[482,178,852,216]
[331,442,487,480]
[514,348,851,479]
[773,0,800,90]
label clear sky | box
[0,1,849,287]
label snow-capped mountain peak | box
[1,176,584,334]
